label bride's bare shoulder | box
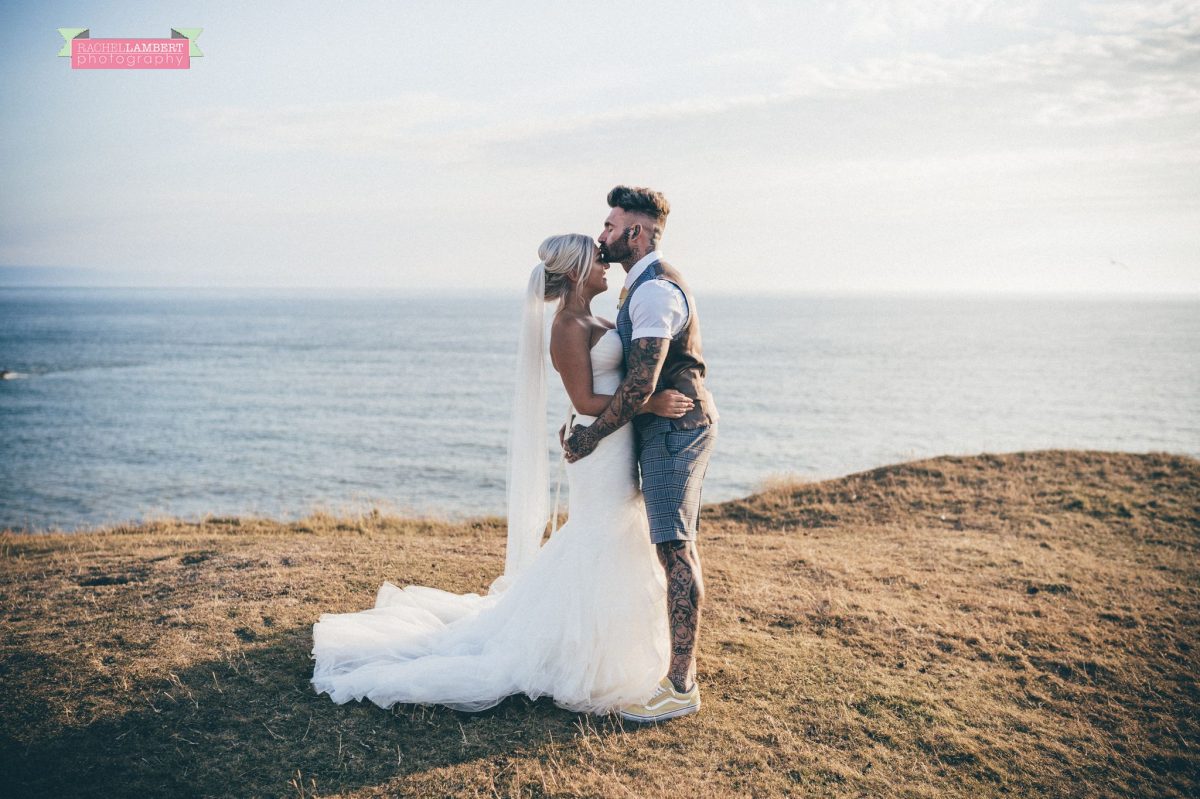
[550,311,589,341]
[549,312,591,371]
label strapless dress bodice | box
[571,329,623,424]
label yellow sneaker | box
[618,677,701,723]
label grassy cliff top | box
[1,449,1198,798]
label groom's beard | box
[600,238,633,264]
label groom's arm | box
[563,337,669,463]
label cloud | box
[179,89,791,160]
[181,2,1200,163]
[785,6,1200,127]
[178,94,480,155]
[1086,0,1200,32]
[838,0,1045,40]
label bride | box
[310,233,696,714]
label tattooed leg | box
[656,540,705,692]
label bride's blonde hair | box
[538,233,595,307]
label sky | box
[1,0,1198,294]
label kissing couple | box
[311,185,719,723]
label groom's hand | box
[563,424,599,463]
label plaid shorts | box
[638,423,718,545]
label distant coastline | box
[2,447,1194,536]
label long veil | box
[488,264,550,595]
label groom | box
[564,185,718,723]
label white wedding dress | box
[310,329,670,714]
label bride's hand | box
[646,389,694,418]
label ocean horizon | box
[2,286,1197,533]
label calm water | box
[1,288,1197,532]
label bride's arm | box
[549,318,606,415]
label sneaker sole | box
[619,701,701,724]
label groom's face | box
[598,208,637,264]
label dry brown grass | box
[1,449,1197,798]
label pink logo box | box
[71,38,190,69]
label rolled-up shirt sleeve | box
[630,279,689,340]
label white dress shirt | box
[623,251,689,341]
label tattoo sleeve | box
[659,540,704,691]
[578,337,668,447]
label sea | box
[1,287,1197,533]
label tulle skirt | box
[310,424,670,714]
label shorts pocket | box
[664,429,698,457]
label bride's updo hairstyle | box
[538,233,595,307]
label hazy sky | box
[1,1,1198,294]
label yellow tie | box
[617,287,628,310]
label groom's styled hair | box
[607,185,670,247]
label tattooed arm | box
[549,319,690,420]
[563,337,669,463]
